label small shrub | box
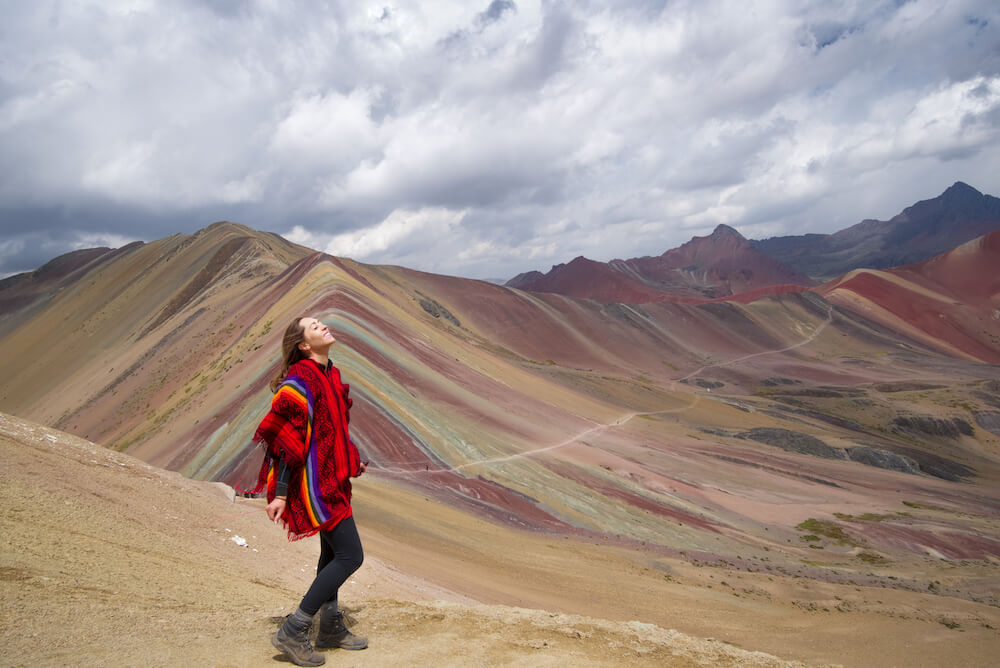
[856,551,888,564]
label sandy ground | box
[2,412,998,667]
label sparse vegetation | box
[856,551,888,564]
[796,518,861,546]
[834,512,894,523]
[902,501,948,512]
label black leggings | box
[299,515,364,615]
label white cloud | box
[324,207,467,261]
[894,76,1000,160]
[70,232,139,250]
[269,88,382,172]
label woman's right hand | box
[266,497,287,525]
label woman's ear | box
[298,341,310,352]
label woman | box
[251,316,368,667]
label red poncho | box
[252,359,361,540]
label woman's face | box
[298,317,336,352]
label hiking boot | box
[272,623,326,666]
[315,604,368,650]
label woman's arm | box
[266,457,292,524]
[274,458,291,497]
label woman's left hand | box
[266,497,287,526]
[356,460,368,477]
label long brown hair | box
[270,316,308,392]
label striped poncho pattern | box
[252,359,361,540]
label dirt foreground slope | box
[3,412,998,667]
[0,412,800,667]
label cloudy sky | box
[1,1,998,280]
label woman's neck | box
[307,351,329,367]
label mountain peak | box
[710,224,746,240]
[938,181,985,209]
[943,181,981,197]
[199,220,258,237]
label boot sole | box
[316,640,368,651]
[271,632,326,666]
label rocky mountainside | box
[754,181,1000,279]
[508,224,814,303]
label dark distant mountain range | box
[752,182,1000,279]
[507,182,1000,303]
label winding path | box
[375,303,834,477]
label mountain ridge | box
[753,181,1000,279]
[508,182,1000,303]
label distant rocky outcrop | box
[753,182,1000,279]
[738,427,846,460]
[974,380,1000,409]
[891,416,974,439]
[973,411,1000,438]
[846,446,920,475]
[418,295,461,327]
[740,428,963,480]
[889,446,975,482]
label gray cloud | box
[480,1,517,26]
[1,0,999,280]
